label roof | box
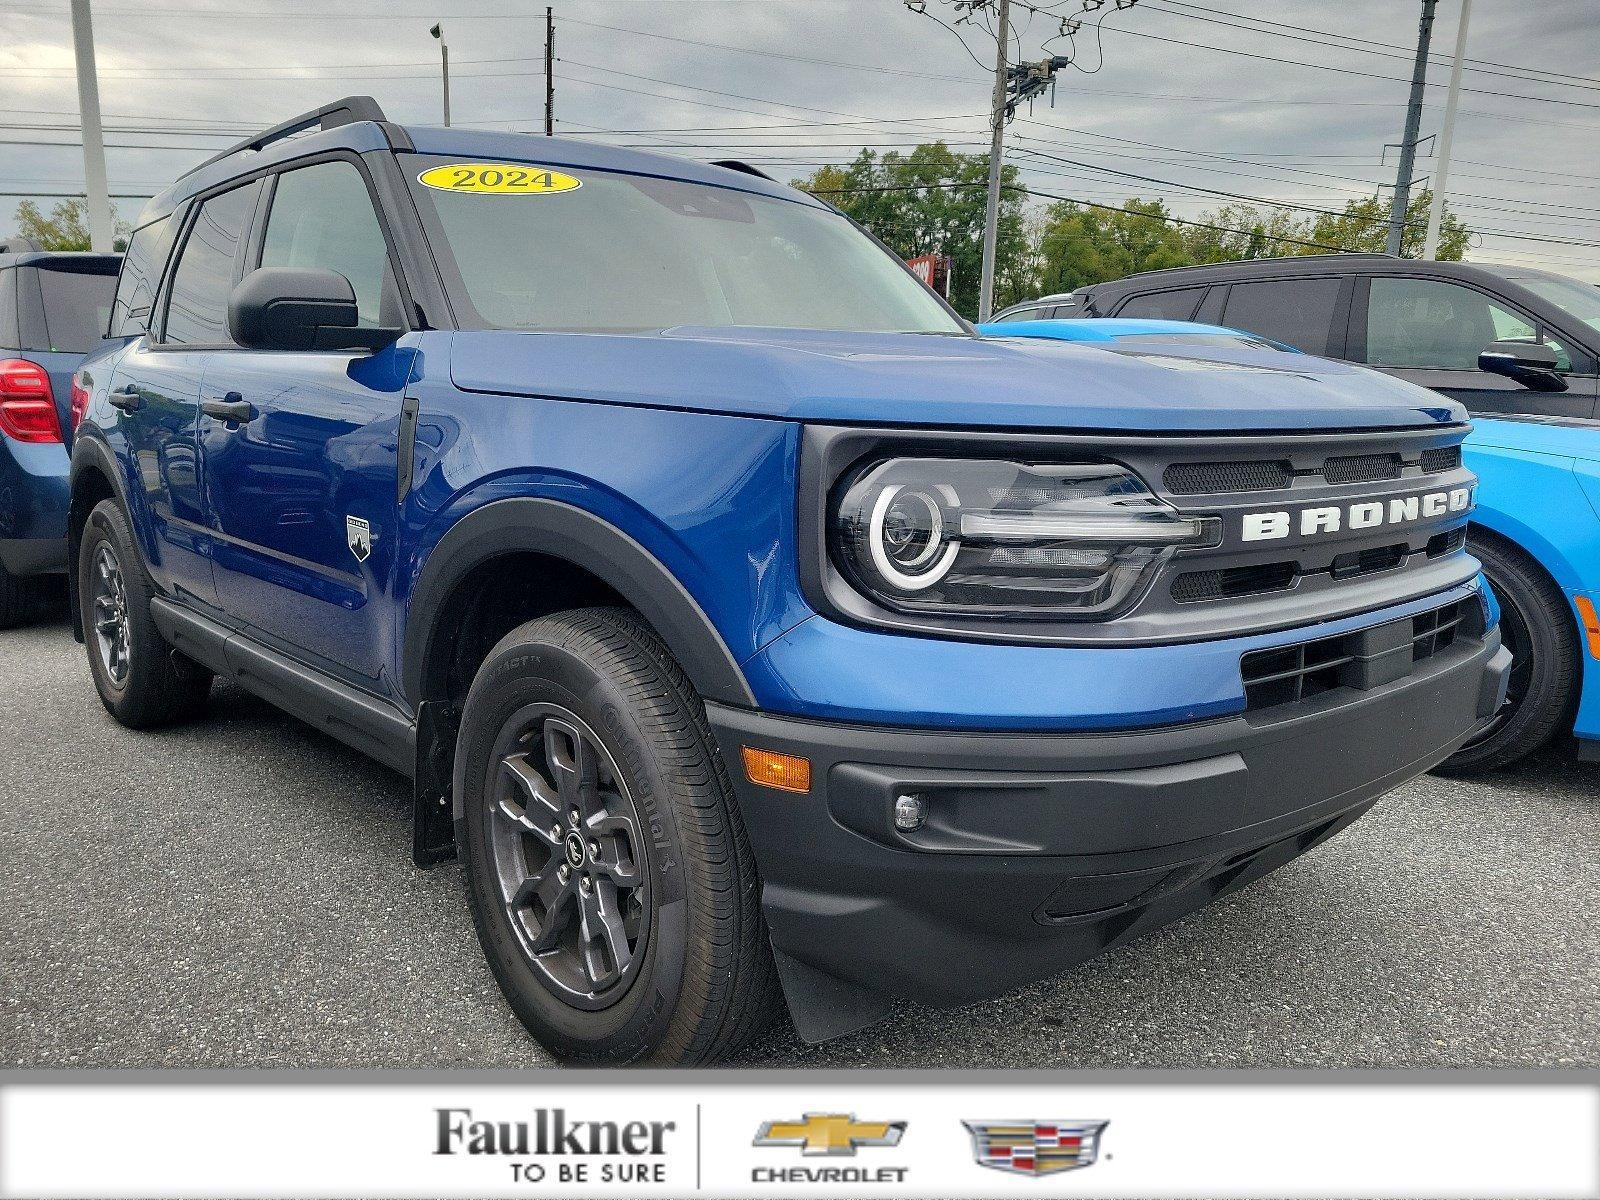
[140,96,823,228]
[1080,254,1548,297]
[0,250,121,271]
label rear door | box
[198,154,415,691]
[105,181,260,608]
[1351,275,1598,418]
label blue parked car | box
[72,98,1509,1064]
[0,238,120,627]
[980,316,1599,771]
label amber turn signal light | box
[742,746,811,794]
[1575,596,1600,661]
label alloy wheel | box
[91,543,131,686]
[487,703,649,1010]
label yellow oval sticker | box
[417,163,582,195]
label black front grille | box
[1414,598,1470,661]
[1324,453,1402,484]
[1330,543,1406,579]
[1242,634,1355,710]
[1241,598,1479,712]
[1426,528,1466,557]
[1171,561,1298,603]
[1163,443,1463,496]
[1421,446,1462,474]
[1165,460,1291,495]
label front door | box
[200,156,415,693]
[106,181,261,608]
[1356,275,1599,419]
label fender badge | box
[346,515,372,563]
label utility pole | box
[544,7,555,136]
[978,0,1010,322]
[1424,0,1469,259]
[1386,0,1436,256]
[69,0,114,252]
[430,23,450,126]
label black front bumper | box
[707,626,1510,1043]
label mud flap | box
[413,700,457,867]
[771,947,893,1045]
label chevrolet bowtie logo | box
[753,1113,906,1156]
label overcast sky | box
[2,0,1597,281]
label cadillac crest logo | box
[962,1119,1109,1176]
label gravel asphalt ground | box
[3,618,1595,1070]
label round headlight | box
[868,484,959,591]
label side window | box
[108,215,174,337]
[259,160,395,328]
[1365,277,1564,371]
[162,183,259,346]
[1219,278,1343,355]
[1116,287,1205,322]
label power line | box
[1152,0,1600,92]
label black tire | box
[0,559,48,629]
[455,606,778,1064]
[1438,531,1579,774]
[78,499,212,728]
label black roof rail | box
[709,159,776,182]
[182,96,401,181]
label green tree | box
[11,197,130,251]
[1306,188,1469,260]
[1033,198,1190,293]
[794,143,1029,318]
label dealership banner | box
[0,1073,1595,1199]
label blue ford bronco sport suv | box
[72,98,1511,1064]
[0,237,120,627]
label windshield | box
[403,154,963,336]
[1505,270,1600,337]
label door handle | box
[108,387,142,412]
[201,392,255,426]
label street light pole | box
[430,23,450,127]
[69,0,114,252]
[1424,0,1470,260]
[978,0,1010,323]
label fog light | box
[894,793,926,832]
[742,746,811,794]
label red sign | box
[905,253,952,298]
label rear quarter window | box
[109,216,175,338]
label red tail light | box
[0,359,63,444]
[70,371,92,431]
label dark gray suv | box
[1063,254,1600,420]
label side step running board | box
[150,597,415,778]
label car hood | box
[1468,413,1600,462]
[447,327,1465,433]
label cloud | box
[1,0,1594,279]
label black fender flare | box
[402,497,757,709]
[65,432,135,642]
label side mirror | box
[228,267,400,353]
[1478,339,1567,393]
